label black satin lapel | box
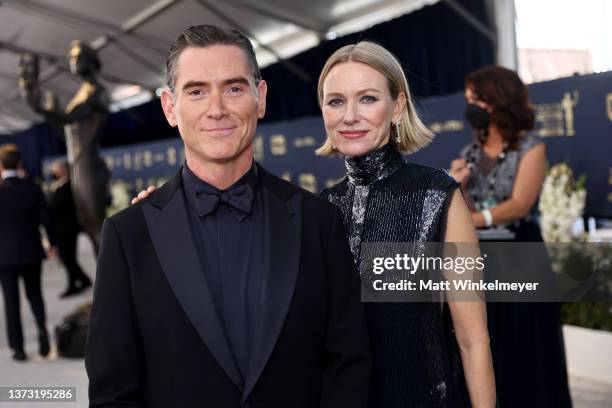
[143,192,243,390]
[243,188,302,401]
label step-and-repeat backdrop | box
[43,71,612,217]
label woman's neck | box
[483,125,505,155]
[345,142,404,186]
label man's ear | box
[256,80,267,119]
[160,89,178,127]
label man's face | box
[161,45,267,167]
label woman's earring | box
[394,121,401,143]
[332,143,337,150]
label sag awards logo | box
[281,171,291,182]
[123,153,132,169]
[325,176,346,189]
[534,91,579,137]
[429,120,464,133]
[606,93,612,122]
[298,173,318,193]
[166,147,177,166]
[253,134,264,161]
[104,155,114,170]
[96,144,182,181]
[294,136,317,148]
[270,134,287,155]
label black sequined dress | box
[321,143,469,408]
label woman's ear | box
[393,92,407,122]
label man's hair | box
[0,144,21,170]
[166,25,261,92]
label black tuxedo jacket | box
[0,176,55,267]
[47,177,80,235]
[86,165,370,408]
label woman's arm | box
[444,189,496,407]
[472,143,547,228]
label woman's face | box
[321,61,403,157]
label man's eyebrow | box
[181,80,207,91]
[222,77,250,86]
[180,77,251,91]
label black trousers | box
[57,229,89,285]
[0,263,47,351]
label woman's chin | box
[337,141,375,157]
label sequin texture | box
[321,142,469,408]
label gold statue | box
[18,41,110,255]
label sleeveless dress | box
[321,143,469,408]
[460,134,572,408]
[460,133,542,240]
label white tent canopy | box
[0,0,514,134]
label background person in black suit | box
[47,160,92,298]
[0,144,56,361]
[85,25,370,408]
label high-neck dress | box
[321,143,469,408]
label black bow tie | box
[195,183,254,221]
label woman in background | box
[450,65,572,407]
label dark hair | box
[166,25,261,92]
[465,65,534,148]
[0,144,21,170]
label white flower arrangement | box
[106,180,132,217]
[539,163,586,243]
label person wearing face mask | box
[450,65,572,407]
[451,65,545,240]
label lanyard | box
[464,141,509,208]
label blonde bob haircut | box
[315,41,433,156]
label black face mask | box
[464,103,490,130]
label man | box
[85,25,370,408]
[47,160,92,298]
[0,144,55,361]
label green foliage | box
[562,302,612,331]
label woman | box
[450,65,572,407]
[450,65,546,240]
[134,42,496,407]
[317,42,494,408]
